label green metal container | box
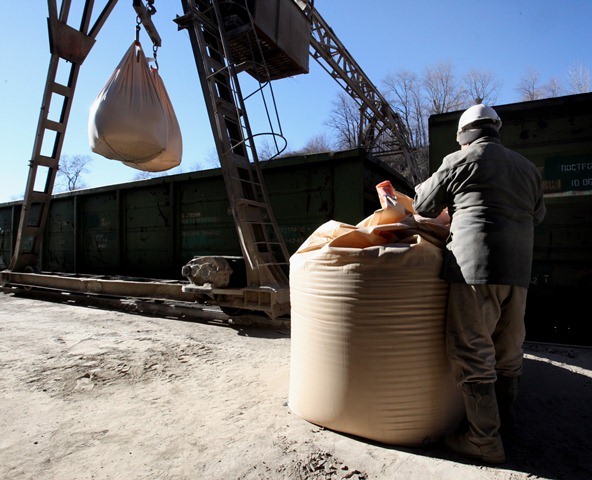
[1,148,412,280]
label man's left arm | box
[413,172,448,218]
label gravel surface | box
[1,293,591,480]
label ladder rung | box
[45,119,65,133]
[36,155,59,169]
[198,14,221,36]
[216,98,242,118]
[28,191,51,204]
[51,81,72,97]
[227,151,252,164]
[238,220,281,232]
[224,167,256,183]
[236,198,270,209]
[21,225,43,237]
[255,262,289,268]
[207,57,227,75]
[252,241,285,247]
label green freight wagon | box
[0,148,412,281]
[428,93,592,346]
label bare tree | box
[382,70,428,150]
[325,92,361,149]
[543,78,564,98]
[381,70,430,180]
[132,170,170,181]
[300,132,335,154]
[516,69,544,101]
[256,135,288,161]
[133,171,153,181]
[274,133,335,158]
[56,155,92,192]
[297,133,335,154]
[567,62,591,94]
[423,62,466,114]
[463,69,501,105]
[382,64,499,181]
[323,59,592,184]
[201,148,221,169]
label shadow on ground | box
[500,355,592,480]
[332,348,592,480]
[411,352,592,479]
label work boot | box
[495,375,519,436]
[445,382,506,464]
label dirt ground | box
[1,292,591,480]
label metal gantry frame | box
[299,0,420,184]
[5,0,419,319]
[6,0,293,318]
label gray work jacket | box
[413,136,546,287]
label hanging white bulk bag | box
[88,41,181,170]
[123,68,183,172]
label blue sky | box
[1,0,591,203]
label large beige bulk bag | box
[88,41,182,171]
[288,188,464,446]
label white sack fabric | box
[88,41,182,171]
[288,186,464,446]
[122,70,183,172]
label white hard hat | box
[457,104,502,132]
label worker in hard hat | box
[412,104,546,464]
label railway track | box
[1,282,291,330]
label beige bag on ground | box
[88,41,182,171]
[288,185,463,446]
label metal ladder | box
[9,0,117,272]
[176,0,290,289]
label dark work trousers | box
[446,283,528,385]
